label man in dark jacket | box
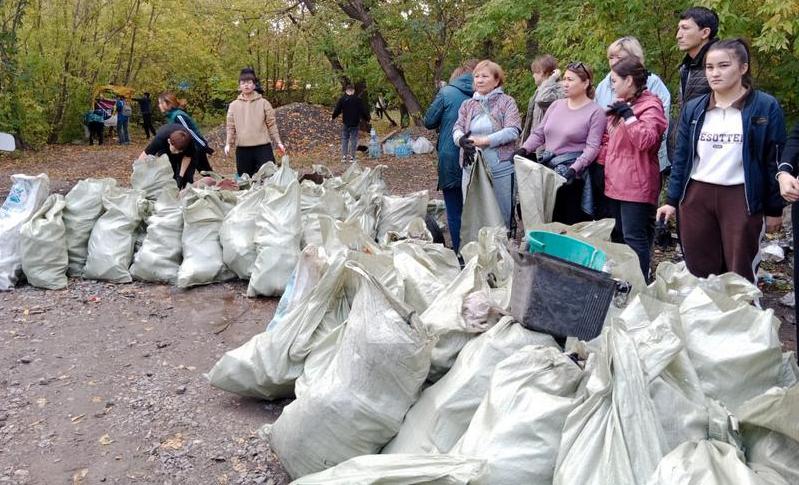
[332,85,370,162]
[134,92,156,139]
[423,65,475,252]
[668,6,719,159]
[139,123,196,188]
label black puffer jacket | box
[678,39,717,108]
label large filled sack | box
[177,188,235,288]
[383,317,557,454]
[220,187,265,279]
[452,346,583,485]
[460,152,505,247]
[63,178,117,276]
[270,262,435,479]
[300,181,347,247]
[19,194,68,289]
[290,454,486,485]
[207,255,351,399]
[129,191,183,284]
[514,155,565,231]
[459,226,514,310]
[248,180,302,297]
[0,173,50,290]
[392,238,461,313]
[268,155,298,188]
[130,154,178,200]
[345,188,381,239]
[83,187,144,283]
[647,440,788,485]
[376,190,429,240]
[554,321,667,485]
[649,261,761,305]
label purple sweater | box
[521,98,607,173]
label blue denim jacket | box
[666,90,786,217]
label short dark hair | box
[144,92,150,97]
[345,84,354,91]
[239,71,257,83]
[680,7,719,40]
[168,129,192,152]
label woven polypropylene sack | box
[20,194,68,289]
[129,191,183,284]
[83,187,144,283]
[0,173,50,290]
[63,178,117,276]
[130,154,178,200]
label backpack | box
[121,102,133,117]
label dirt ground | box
[0,122,796,484]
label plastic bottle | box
[368,128,380,158]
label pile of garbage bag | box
[203,209,797,484]
[0,155,438,292]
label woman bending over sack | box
[516,62,607,224]
[597,58,668,281]
[657,39,786,282]
[138,124,195,188]
[158,92,214,174]
[452,59,522,229]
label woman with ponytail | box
[598,58,668,280]
[657,38,787,282]
[158,92,214,173]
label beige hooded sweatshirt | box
[225,92,282,148]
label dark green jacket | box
[424,74,474,190]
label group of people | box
[426,6,794,287]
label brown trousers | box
[679,180,764,282]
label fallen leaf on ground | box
[72,468,88,485]
[98,434,114,445]
[70,414,86,423]
[160,433,185,450]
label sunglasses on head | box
[567,62,588,74]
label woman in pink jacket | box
[599,58,668,280]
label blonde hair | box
[473,60,505,87]
[608,36,646,65]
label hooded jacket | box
[424,73,474,190]
[521,71,563,143]
[667,89,787,217]
[598,91,668,205]
[225,92,282,148]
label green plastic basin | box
[527,231,607,271]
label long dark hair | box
[611,58,649,103]
[707,38,754,89]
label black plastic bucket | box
[510,251,617,341]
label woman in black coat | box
[138,123,196,188]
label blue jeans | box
[608,198,655,281]
[341,126,359,158]
[442,186,464,252]
[117,119,130,144]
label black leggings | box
[236,144,275,177]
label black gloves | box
[513,147,537,163]
[175,175,185,189]
[554,164,576,184]
[459,131,476,166]
[607,101,634,120]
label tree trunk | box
[337,0,423,125]
[525,11,540,60]
[292,2,349,88]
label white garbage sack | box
[678,286,782,412]
[252,160,278,183]
[392,239,461,313]
[129,191,183,284]
[376,190,429,240]
[649,261,761,305]
[176,189,235,288]
[248,180,302,297]
[460,152,505,247]
[554,322,667,485]
[300,181,347,247]
[220,187,265,279]
[63,178,116,276]
[739,385,799,484]
[290,454,486,485]
[381,216,434,246]
[459,226,514,309]
[411,136,435,154]
[0,173,50,290]
[514,155,565,230]
[19,194,68,289]
[270,262,434,479]
[646,440,787,485]
[268,154,297,188]
[130,154,178,200]
[343,165,387,200]
[83,187,144,283]
[452,346,583,485]
[206,256,351,399]
[345,188,382,240]
[266,245,328,332]
[383,318,557,454]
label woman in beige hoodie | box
[225,69,285,176]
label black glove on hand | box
[175,175,185,189]
[554,164,576,184]
[513,147,534,162]
[607,101,634,120]
[458,130,475,150]
[462,147,476,167]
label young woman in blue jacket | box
[657,39,786,282]
[157,92,214,173]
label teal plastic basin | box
[527,231,607,271]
